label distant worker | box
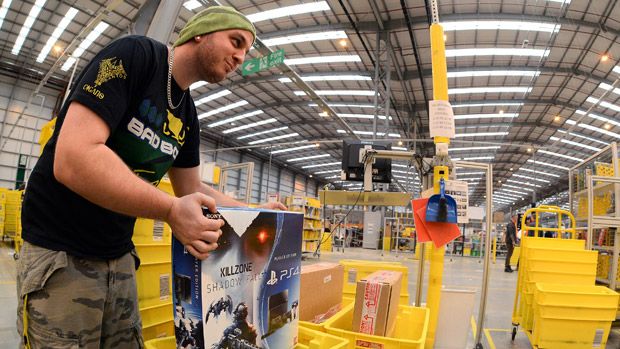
[504,214,518,273]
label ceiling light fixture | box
[248,132,299,145]
[246,1,331,23]
[194,89,231,106]
[279,75,371,83]
[198,100,249,119]
[442,20,560,33]
[237,126,289,140]
[223,118,278,134]
[295,90,376,96]
[454,113,517,120]
[263,30,347,47]
[287,154,331,162]
[208,110,263,128]
[62,21,109,71]
[285,54,361,66]
[449,87,532,95]
[12,0,47,55]
[446,48,549,58]
[36,7,78,63]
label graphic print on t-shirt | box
[111,98,190,185]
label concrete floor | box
[1,241,619,348]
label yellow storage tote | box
[299,297,355,332]
[509,246,520,266]
[532,283,619,349]
[142,320,174,342]
[324,302,428,349]
[339,259,410,305]
[135,261,172,303]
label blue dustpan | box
[426,178,458,223]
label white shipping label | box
[159,274,170,300]
[429,100,455,138]
[445,180,469,224]
[593,329,604,347]
[324,274,332,283]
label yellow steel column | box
[426,21,450,349]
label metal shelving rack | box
[569,142,620,297]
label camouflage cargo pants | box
[16,241,144,348]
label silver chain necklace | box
[167,48,186,110]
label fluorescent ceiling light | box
[190,81,208,90]
[495,192,523,199]
[0,0,13,30]
[302,161,341,169]
[279,75,371,83]
[503,183,535,191]
[556,130,608,146]
[287,154,331,162]
[575,109,620,128]
[223,118,278,134]
[314,169,341,175]
[36,7,78,63]
[442,21,560,33]
[248,132,299,145]
[295,90,375,96]
[12,0,46,55]
[537,149,583,161]
[393,175,419,180]
[392,146,407,151]
[392,164,411,168]
[336,130,400,137]
[506,180,541,188]
[449,87,532,95]
[462,156,494,160]
[195,89,231,106]
[499,187,531,195]
[208,110,263,128]
[452,102,524,108]
[598,82,620,96]
[454,113,518,120]
[237,126,288,140]
[325,175,340,179]
[285,55,361,66]
[512,173,550,183]
[586,97,620,113]
[519,167,560,178]
[183,0,201,11]
[448,70,540,78]
[614,66,620,75]
[392,170,417,175]
[456,171,485,176]
[198,100,249,119]
[450,146,500,151]
[309,103,375,109]
[263,30,347,47]
[527,159,569,171]
[62,21,109,71]
[331,113,392,120]
[270,144,319,154]
[462,177,482,181]
[446,48,549,58]
[576,123,620,139]
[455,132,509,138]
[547,0,570,4]
[247,1,330,23]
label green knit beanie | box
[174,6,256,47]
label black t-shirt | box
[22,36,200,259]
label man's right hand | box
[166,192,224,260]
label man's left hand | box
[258,202,287,210]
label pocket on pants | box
[27,320,80,349]
[17,242,68,297]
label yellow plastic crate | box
[140,300,173,329]
[133,218,172,245]
[136,261,172,303]
[526,258,598,275]
[299,297,355,332]
[142,320,174,342]
[509,246,520,266]
[135,244,171,264]
[339,259,410,305]
[324,302,428,349]
[532,283,619,348]
[320,233,332,252]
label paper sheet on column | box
[429,100,455,138]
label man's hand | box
[257,202,287,210]
[166,192,224,260]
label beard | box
[198,43,227,83]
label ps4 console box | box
[172,208,303,349]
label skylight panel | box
[527,159,569,171]
[287,154,331,162]
[309,103,375,109]
[248,133,299,145]
[448,70,540,78]
[512,173,550,183]
[455,132,509,138]
[222,118,278,134]
[279,75,371,83]
[36,7,78,62]
[246,1,330,23]
[446,48,549,58]
[61,21,109,71]
[237,126,289,140]
[519,167,561,178]
[295,90,375,96]
[554,132,607,148]
[270,144,319,154]
[263,30,347,47]
[286,55,361,66]
[454,113,518,120]
[449,87,532,95]
[537,149,583,161]
[452,102,523,108]
[194,89,231,107]
[586,97,620,113]
[12,0,47,55]
[598,82,620,96]
[208,110,263,128]
[198,100,249,119]
[302,161,341,169]
[183,0,201,11]
[190,81,208,90]
[442,21,560,33]
[450,146,500,151]
[0,0,13,30]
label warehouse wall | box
[0,76,57,189]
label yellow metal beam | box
[318,190,412,206]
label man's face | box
[197,29,254,83]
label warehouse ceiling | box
[1,0,619,211]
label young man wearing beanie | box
[17,6,284,348]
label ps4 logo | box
[267,271,278,285]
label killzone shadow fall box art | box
[172,208,303,349]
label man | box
[17,6,284,348]
[504,214,518,273]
